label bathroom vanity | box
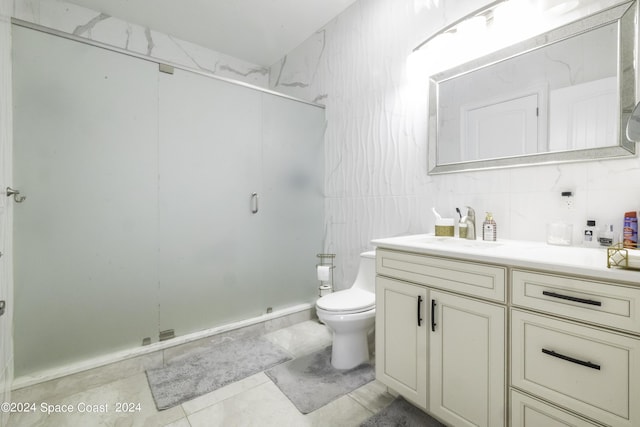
[372,235,640,427]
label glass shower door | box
[157,69,265,335]
[12,26,159,375]
[260,94,325,310]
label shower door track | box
[11,18,325,110]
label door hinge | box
[159,63,174,75]
[159,329,175,341]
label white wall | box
[0,0,13,424]
[270,0,640,290]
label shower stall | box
[12,24,325,377]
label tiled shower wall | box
[14,0,271,88]
[270,0,640,289]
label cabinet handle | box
[417,295,423,326]
[542,291,602,306]
[250,192,259,214]
[541,348,601,370]
[431,299,437,332]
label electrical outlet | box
[561,191,574,210]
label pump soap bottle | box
[583,220,597,247]
[482,212,497,241]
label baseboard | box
[12,303,314,391]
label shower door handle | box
[250,192,259,214]
[6,187,26,203]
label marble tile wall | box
[0,0,13,424]
[270,0,640,290]
[14,0,270,88]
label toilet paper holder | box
[316,253,336,296]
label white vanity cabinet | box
[375,248,507,427]
[373,235,640,427]
[510,270,640,427]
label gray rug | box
[265,346,375,414]
[146,335,292,410]
[361,397,445,427]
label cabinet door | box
[429,290,505,427]
[375,277,428,409]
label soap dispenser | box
[482,212,497,241]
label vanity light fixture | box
[542,0,579,15]
[413,0,581,53]
[413,0,506,52]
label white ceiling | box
[65,0,359,67]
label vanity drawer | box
[376,249,506,302]
[511,309,640,427]
[510,389,600,427]
[512,270,640,334]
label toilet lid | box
[316,288,375,313]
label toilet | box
[316,250,376,369]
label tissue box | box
[435,218,455,236]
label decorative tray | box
[607,243,640,270]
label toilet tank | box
[351,250,376,293]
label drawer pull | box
[417,295,423,327]
[541,348,601,370]
[542,291,602,307]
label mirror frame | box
[427,1,637,175]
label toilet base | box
[331,329,370,369]
[316,308,376,370]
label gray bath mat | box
[146,335,292,410]
[265,346,375,414]
[361,397,445,427]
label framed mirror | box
[627,101,640,142]
[427,1,637,174]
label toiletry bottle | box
[583,220,597,247]
[598,224,614,247]
[624,211,638,249]
[482,212,497,241]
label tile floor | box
[7,320,394,426]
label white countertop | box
[372,234,640,286]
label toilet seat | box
[316,288,375,315]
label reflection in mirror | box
[626,102,640,142]
[427,1,637,174]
